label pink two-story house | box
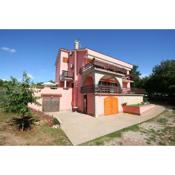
[46,41,144,117]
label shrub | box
[53,117,60,126]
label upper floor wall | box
[55,47,133,85]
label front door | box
[83,95,87,113]
[104,96,118,115]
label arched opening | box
[97,75,121,93]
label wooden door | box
[104,97,118,115]
[111,97,118,114]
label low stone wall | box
[122,105,140,115]
[122,104,155,115]
[140,104,155,114]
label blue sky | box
[0,30,175,82]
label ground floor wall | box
[95,95,143,117]
[78,93,95,116]
[41,87,72,111]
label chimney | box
[74,40,80,50]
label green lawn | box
[0,110,72,145]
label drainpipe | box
[72,40,80,111]
[72,48,78,111]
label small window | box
[63,57,69,63]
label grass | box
[157,118,168,125]
[82,124,140,146]
[0,109,72,145]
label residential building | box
[53,41,144,117]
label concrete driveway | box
[48,105,165,145]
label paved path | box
[47,105,165,145]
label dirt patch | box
[0,111,71,146]
[98,108,175,146]
[105,131,148,146]
[140,122,163,131]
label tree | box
[149,60,175,96]
[130,65,141,88]
[1,72,36,131]
[0,79,3,87]
[49,80,55,83]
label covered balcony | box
[81,75,122,94]
[81,85,145,94]
[80,59,128,76]
[60,70,73,81]
[81,84,121,94]
[81,74,145,94]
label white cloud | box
[27,73,34,80]
[140,73,149,78]
[0,46,16,53]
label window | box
[63,57,69,63]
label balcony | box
[81,85,145,94]
[80,59,128,75]
[81,85,121,94]
[60,70,73,81]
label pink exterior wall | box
[55,49,69,85]
[76,50,88,112]
[41,87,72,111]
[87,93,94,115]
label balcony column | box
[93,72,103,117]
[64,80,67,89]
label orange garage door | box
[104,97,118,115]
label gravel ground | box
[103,108,175,146]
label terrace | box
[80,59,129,76]
[81,85,145,94]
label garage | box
[42,94,61,112]
[104,96,118,115]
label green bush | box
[53,117,60,126]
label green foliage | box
[53,117,60,126]
[12,116,36,131]
[0,79,3,87]
[145,60,175,97]
[0,72,37,131]
[130,65,141,88]
[157,118,168,125]
[1,72,36,117]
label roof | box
[86,48,133,69]
[58,47,133,70]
